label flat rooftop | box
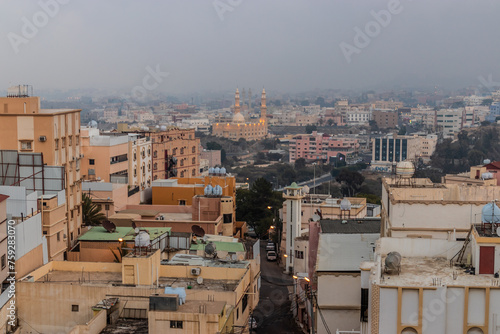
[320,219,381,234]
[78,226,171,242]
[378,257,497,287]
[34,271,241,290]
[176,300,226,313]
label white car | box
[266,251,277,261]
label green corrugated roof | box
[190,241,245,252]
[78,226,171,242]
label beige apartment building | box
[0,88,82,247]
[81,127,152,188]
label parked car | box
[266,242,275,251]
[248,316,258,329]
[266,250,277,261]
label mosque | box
[212,88,268,141]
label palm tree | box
[82,193,106,226]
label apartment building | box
[15,248,260,333]
[289,131,359,163]
[371,134,437,171]
[436,108,463,138]
[372,110,399,129]
[0,87,82,247]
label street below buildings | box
[251,243,302,334]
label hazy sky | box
[1,0,500,96]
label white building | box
[436,108,463,138]
[283,182,306,274]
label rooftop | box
[378,257,498,287]
[176,300,226,314]
[320,219,381,234]
[316,233,378,272]
[78,226,171,242]
[190,241,245,253]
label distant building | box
[488,102,500,122]
[212,88,268,141]
[200,149,221,167]
[289,131,359,163]
[372,110,398,129]
[371,134,437,172]
[436,108,463,137]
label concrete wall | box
[378,237,463,260]
[67,309,106,334]
[149,310,220,334]
[317,274,361,332]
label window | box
[192,157,196,164]
[105,204,110,211]
[180,147,184,155]
[69,136,72,146]
[192,169,196,176]
[179,200,186,206]
[57,232,60,241]
[55,139,59,150]
[20,141,32,150]
[70,232,73,241]
[192,146,196,153]
[170,321,183,329]
[242,293,248,312]
[361,288,368,322]
[153,163,157,170]
[236,307,239,320]
[1,255,5,269]
[89,159,95,165]
[72,305,79,312]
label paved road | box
[251,244,302,334]
[277,173,333,192]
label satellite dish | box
[303,185,310,194]
[204,242,216,257]
[496,227,500,237]
[312,214,321,222]
[102,220,116,233]
[192,225,206,237]
[197,276,203,284]
[132,221,137,230]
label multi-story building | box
[488,102,500,122]
[381,176,500,240]
[371,134,437,171]
[372,100,403,110]
[200,149,222,168]
[372,110,399,129]
[436,108,463,137]
[289,131,360,163]
[212,88,268,141]
[346,107,372,125]
[0,87,82,247]
[16,247,260,333]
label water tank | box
[88,120,98,128]
[482,172,494,180]
[208,167,214,175]
[385,252,401,274]
[482,202,500,224]
[135,230,151,247]
[484,159,491,165]
[214,185,222,196]
[220,167,226,175]
[214,167,221,175]
[204,185,213,196]
[340,198,352,210]
[160,125,167,131]
[396,161,415,178]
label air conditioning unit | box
[39,136,47,142]
[191,268,201,276]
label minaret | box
[234,88,240,114]
[241,88,246,111]
[283,182,305,274]
[260,88,267,121]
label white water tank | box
[135,230,151,247]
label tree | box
[318,118,324,126]
[294,158,306,170]
[300,100,310,106]
[327,118,335,127]
[236,178,284,237]
[398,126,407,135]
[206,141,222,150]
[315,97,325,108]
[369,120,379,132]
[82,193,106,226]
[481,99,493,106]
[335,169,365,197]
[305,124,317,134]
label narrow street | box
[251,243,302,334]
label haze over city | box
[2,0,500,96]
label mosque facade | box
[212,88,268,141]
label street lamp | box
[293,275,314,334]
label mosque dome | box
[232,112,245,123]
